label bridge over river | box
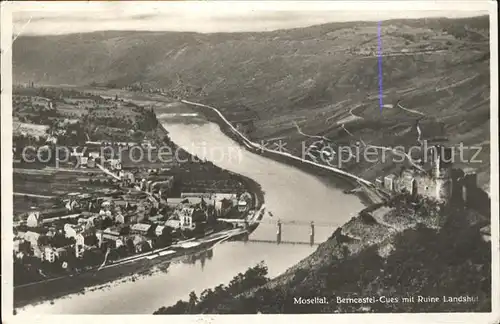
[219,217,338,246]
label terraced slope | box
[13,15,491,190]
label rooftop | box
[131,223,152,232]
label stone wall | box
[414,174,438,199]
[435,177,453,202]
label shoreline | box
[13,88,377,312]
[178,99,384,207]
[13,95,267,311]
[14,226,258,310]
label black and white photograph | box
[1,1,498,321]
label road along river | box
[17,101,365,315]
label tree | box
[149,206,158,217]
[83,249,104,267]
[85,234,99,247]
[159,227,173,247]
[50,233,75,248]
[188,291,198,313]
[37,235,50,247]
[126,239,135,253]
[101,217,114,229]
[155,262,270,314]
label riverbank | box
[151,99,490,314]
[14,183,265,311]
[179,99,384,207]
[14,227,248,310]
[12,87,379,314]
[156,208,492,313]
[13,96,267,311]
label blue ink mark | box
[377,21,383,112]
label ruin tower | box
[432,145,453,203]
[462,168,478,208]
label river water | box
[17,106,364,315]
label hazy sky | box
[9,1,491,36]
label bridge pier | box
[243,220,249,242]
[310,221,315,246]
[276,220,282,244]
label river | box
[16,102,364,315]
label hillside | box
[154,196,491,313]
[13,15,491,190]
[12,15,493,314]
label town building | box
[64,223,86,239]
[65,199,80,212]
[165,219,181,229]
[169,197,204,207]
[41,245,72,263]
[55,247,70,261]
[18,231,41,249]
[179,208,196,230]
[214,198,233,217]
[109,159,122,170]
[70,147,85,158]
[43,246,58,263]
[237,200,248,213]
[181,192,214,199]
[89,151,100,160]
[31,207,73,224]
[176,207,206,230]
[155,225,167,237]
[115,212,127,224]
[131,235,153,253]
[14,239,31,255]
[130,223,152,236]
[99,209,113,218]
[26,209,43,227]
[77,156,89,167]
[97,227,127,248]
[88,158,97,168]
[147,214,164,223]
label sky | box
[8,1,491,36]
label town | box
[12,85,262,287]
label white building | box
[237,200,248,213]
[26,210,43,227]
[179,207,195,230]
[130,223,152,236]
[109,159,122,170]
[64,223,85,239]
[43,246,58,263]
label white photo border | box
[1,1,498,323]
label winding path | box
[180,99,373,187]
[13,192,56,199]
[349,104,364,120]
[397,101,425,116]
[434,74,480,92]
[341,124,354,137]
[341,122,425,173]
[293,121,329,141]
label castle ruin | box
[378,144,478,207]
